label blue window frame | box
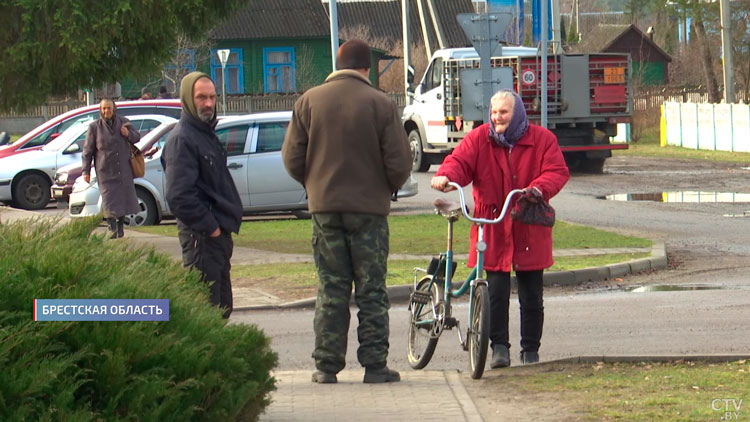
[210,48,245,95]
[263,47,296,93]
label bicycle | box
[407,182,523,379]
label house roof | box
[575,23,672,62]
[326,0,474,48]
[211,0,330,40]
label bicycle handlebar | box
[447,182,524,225]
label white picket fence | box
[663,102,750,152]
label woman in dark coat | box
[82,99,141,238]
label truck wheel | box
[409,130,431,172]
[580,158,606,174]
[13,173,50,210]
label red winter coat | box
[435,123,569,272]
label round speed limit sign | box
[521,69,536,86]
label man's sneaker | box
[312,370,337,384]
[490,345,511,368]
[363,366,401,383]
[520,351,539,364]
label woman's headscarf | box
[488,90,529,148]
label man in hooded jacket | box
[161,72,243,319]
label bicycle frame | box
[413,184,524,336]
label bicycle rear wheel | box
[407,276,444,369]
[468,282,490,379]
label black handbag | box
[511,192,555,227]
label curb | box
[234,240,668,312]
[529,354,750,365]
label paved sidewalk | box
[261,370,482,422]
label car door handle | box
[227,163,243,169]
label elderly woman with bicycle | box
[431,89,569,368]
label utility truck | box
[402,46,632,172]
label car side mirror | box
[407,65,415,85]
[0,132,9,146]
[64,143,81,154]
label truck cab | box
[402,47,632,173]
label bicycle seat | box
[434,198,462,220]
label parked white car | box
[0,114,176,210]
[68,111,418,226]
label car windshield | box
[40,119,91,152]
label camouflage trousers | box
[311,212,391,374]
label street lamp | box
[217,49,230,116]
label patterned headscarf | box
[488,90,529,148]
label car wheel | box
[13,173,50,210]
[409,129,431,172]
[124,188,158,226]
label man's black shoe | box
[490,345,511,368]
[363,366,401,383]
[521,351,539,364]
[312,370,337,384]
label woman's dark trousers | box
[486,270,544,353]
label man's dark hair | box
[336,39,371,70]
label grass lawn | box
[134,215,651,255]
[231,253,650,288]
[477,360,750,421]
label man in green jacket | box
[282,39,411,384]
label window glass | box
[138,119,162,135]
[210,48,244,94]
[263,47,295,93]
[216,125,249,156]
[256,122,289,153]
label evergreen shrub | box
[0,217,277,421]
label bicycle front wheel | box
[407,276,444,369]
[468,282,490,379]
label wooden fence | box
[1,89,745,120]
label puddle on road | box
[629,284,727,293]
[598,191,750,203]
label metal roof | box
[211,0,330,40]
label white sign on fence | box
[714,104,732,152]
[665,102,681,146]
[680,103,698,149]
[664,102,750,153]
[733,104,750,153]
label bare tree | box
[162,33,213,94]
[691,11,721,102]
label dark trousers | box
[311,213,390,374]
[178,227,234,318]
[487,270,544,353]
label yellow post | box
[660,104,667,147]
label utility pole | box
[403,0,411,104]
[719,0,735,103]
[217,49,230,116]
[330,0,339,72]
[541,0,548,128]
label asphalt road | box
[232,155,750,370]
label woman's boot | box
[107,218,117,239]
[116,217,125,238]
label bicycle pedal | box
[444,316,458,329]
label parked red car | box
[0,99,181,159]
